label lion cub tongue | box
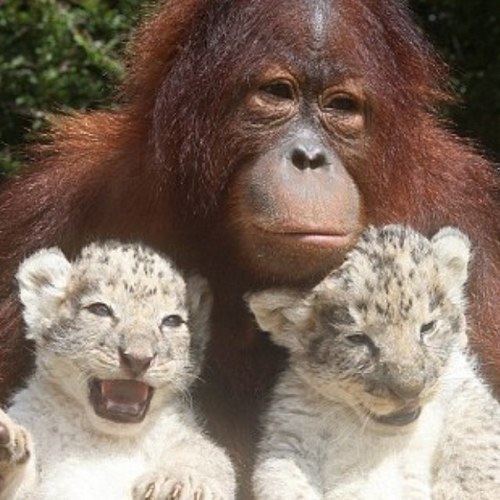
[101,380,149,404]
[90,379,153,423]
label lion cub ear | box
[246,289,313,352]
[431,227,471,303]
[16,248,72,338]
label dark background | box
[0,0,499,177]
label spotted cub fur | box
[248,225,500,500]
[0,242,235,500]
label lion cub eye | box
[86,302,113,317]
[345,333,378,356]
[345,333,371,346]
[420,320,436,338]
[161,315,185,328]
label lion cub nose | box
[118,346,155,377]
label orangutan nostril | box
[290,146,328,170]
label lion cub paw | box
[132,466,232,500]
[0,410,31,473]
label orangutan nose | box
[118,346,155,377]
[290,144,329,170]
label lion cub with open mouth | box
[0,242,235,500]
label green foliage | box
[0,0,142,176]
[0,0,499,177]
[412,0,500,161]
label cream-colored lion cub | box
[248,225,500,500]
[0,242,235,500]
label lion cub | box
[0,242,235,500]
[248,225,500,499]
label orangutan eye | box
[86,302,113,317]
[161,314,185,328]
[323,93,359,112]
[420,321,436,337]
[260,81,294,100]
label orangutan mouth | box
[260,227,355,248]
[283,232,354,246]
[89,378,154,424]
[370,405,422,427]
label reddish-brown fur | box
[0,0,499,496]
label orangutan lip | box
[89,378,154,424]
[370,406,422,426]
[284,233,352,245]
[258,227,354,246]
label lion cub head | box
[248,225,470,428]
[17,241,212,435]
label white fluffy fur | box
[249,225,500,499]
[0,242,235,500]
[16,248,71,339]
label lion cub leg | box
[0,410,35,500]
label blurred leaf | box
[412,0,500,161]
[0,0,142,174]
